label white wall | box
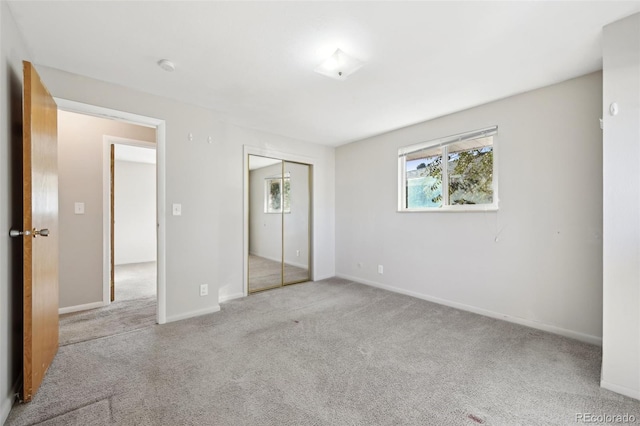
[0,2,31,423]
[57,111,156,308]
[335,72,603,344]
[37,66,335,317]
[602,13,640,400]
[114,159,157,265]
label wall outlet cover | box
[74,202,85,215]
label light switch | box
[172,203,182,216]
[74,202,85,215]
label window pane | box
[447,137,493,205]
[267,179,282,212]
[405,146,442,208]
[265,176,291,213]
[283,177,291,213]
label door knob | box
[33,228,49,237]
[9,229,31,237]
[9,228,49,238]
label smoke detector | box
[157,59,175,72]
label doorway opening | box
[54,99,167,345]
[108,140,157,304]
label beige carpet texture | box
[59,262,157,346]
[6,278,640,425]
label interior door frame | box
[55,98,168,324]
[243,145,315,297]
[104,136,157,304]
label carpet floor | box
[6,278,640,425]
[59,262,157,346]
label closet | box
[248,155,311,293]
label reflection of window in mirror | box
[265,173,291,213]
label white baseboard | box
[1,395,12,426]
[251,253,280,263]
[166,305,221,323]
[2,375,21,424]
[313,273,334,282]
[336,273,603,346]
[601,380,640,400]
[219,292,244,303]
[59,301,105,315]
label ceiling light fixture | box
[157,59,175,72]
[314,49,363,81]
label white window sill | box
[398,205,499,213]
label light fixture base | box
[314,49,363,81]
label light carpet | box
[58,262,157,346]
[6,278,640,425]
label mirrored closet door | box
[248,155,311,293]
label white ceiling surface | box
[8,1,640,146]
[115,144,156,165]
[249,155,282,171]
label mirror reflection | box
[283,161,310,285]
[248,155,310,293]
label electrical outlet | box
[377,265,384,274]
[74,202,85,215]
[199,284,208,296]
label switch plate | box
[172,203,182,216]
[377,265,384,274]
[200,284,208,296]
[74,202,85,215]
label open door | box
[18,61,59,402]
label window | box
[265,173,291,213]
[398,126,498,211]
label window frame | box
[398,126,499,212]
[264,172,291,214]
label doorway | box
[55,99,167,325]
[55,111,161,345]
[247,154,312,293]
[109,141,157,305]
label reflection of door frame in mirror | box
[244,146,314,297]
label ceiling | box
[7,1,640,147]
[115,144,156,165]
[249,155,281,171]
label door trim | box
[103,136,157,305]
[54,98,167,324]
[243,145,315,298]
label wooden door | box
[21,61,59,402]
